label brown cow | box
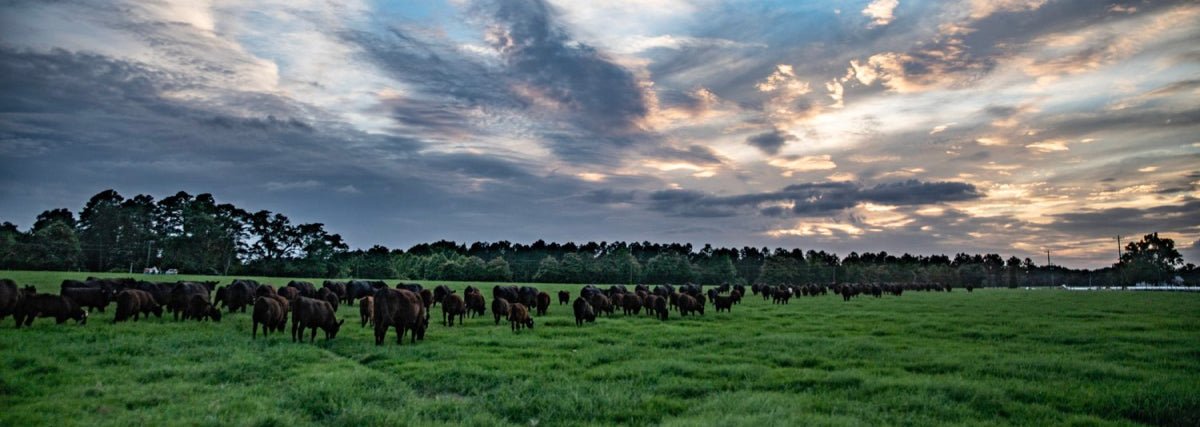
[373,288,427,345]
[557,290,570,305]
[184,294,221,322]
[492,297,510,325]
[291,297,342,342]
[677,294,704,316]
[291,296,342,342]
[252,296,287,339]
[465,292,486,318]
[622,293,642,315]
[442,294,466,326]
[590,293,613,316]
[572,297,595,326]
[15,294,88,327]
[508,303,533,332]
[714,295,734,313]
[535,292,550,316]
[317,287,340,313]
[113,289,162,323]
[358,296,374,328]
[277,286,301,301]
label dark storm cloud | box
[647,180,982,217]
[745,129,796,155]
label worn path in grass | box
[1,271,1197,426]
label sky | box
[0,0,1197,268]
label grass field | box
[1,270,1198,426]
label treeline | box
[1,190,1195,286]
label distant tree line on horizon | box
[1,189,1195,287]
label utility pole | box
[1116,235,1123,287]
[1047,250,1053,286]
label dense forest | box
[1,190,1194,286]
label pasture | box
[1,270,1198,426]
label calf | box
[492,297,511,326]
[572,297,595,326]
[535,292,551,316]
[442,294,467,326]
[113,289,162,323]
[557,290,570,305]
[508,303,534,332]
[358,296,374,328]
[252,296,287,339]
[373,288,427,345]
[291,297,343,342]
[16,294,88,327]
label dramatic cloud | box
[1,0,1197,267]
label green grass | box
[1,270,1198,426]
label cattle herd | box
[0,277,970,345]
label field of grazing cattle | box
[1,270,1198,426]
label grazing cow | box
[113,289,161,323]
[433,285,454,307]
[590,293,613,317]
[557,290,570,305]
[652,295,669,321]
[184,294,221,322]
[611,293,625,310]
[317,287,340,313]
[15,294,88,327]
[252,296,287,339]
[373,288,427,345]
[772,287,792,304]
[652,285,673,298]
[169,282,212,320]
[1,279,31,322]
[730,290,743,305]
[622,293,643,315]
[286,281,317,298]
[535,292,551,316]
[135,281,171,305]
[291,297,343,342]
[220,279,258,313]
[642,295,659,316]
[677,294,704,316]
[508,303,534,332]
[572,297,595,326]
[714,295,734,313]
[492,297,511,325]
[465,292,486,318]
[61,287,112,313]
[358,296,374,328]
[442,294,466,326]
[707,288,720,302]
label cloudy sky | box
[1,0,1198,268]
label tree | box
[486,257,513,281]
[1120,233,1183,284]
